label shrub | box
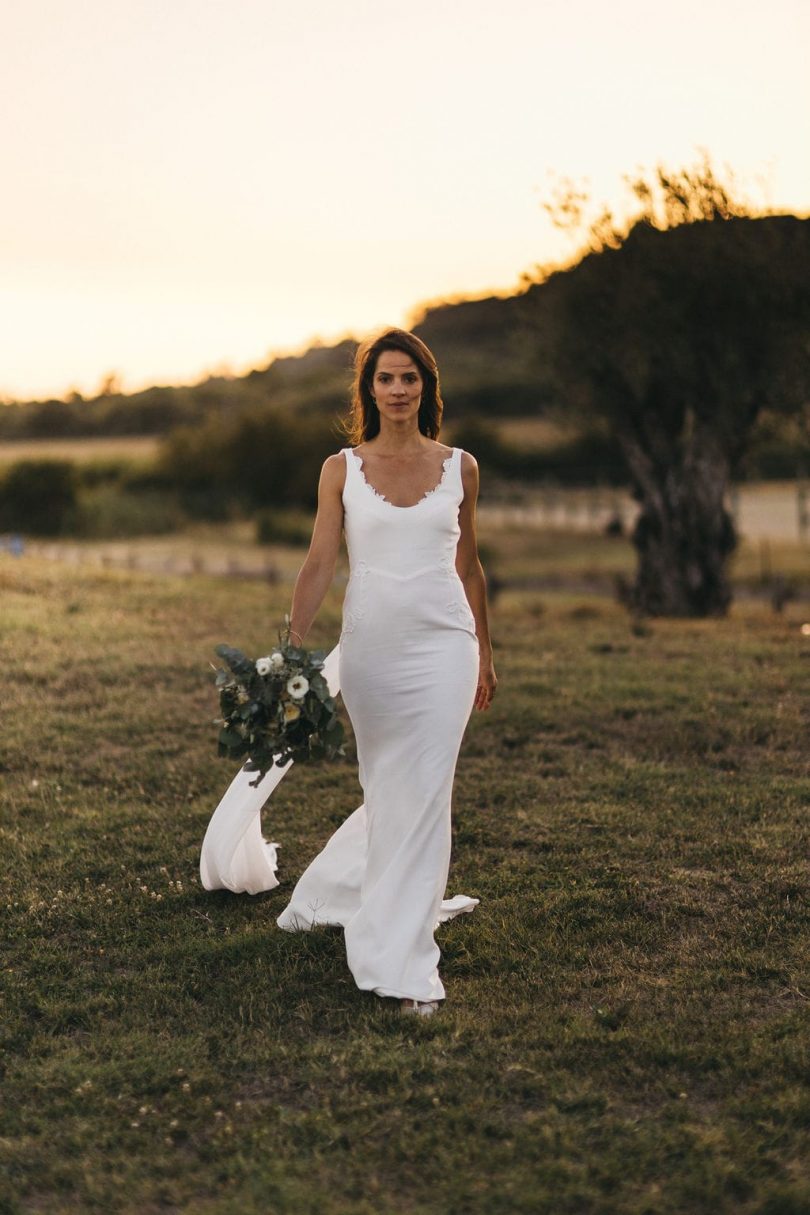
[255,508,314,547]
[0,459,78,535]
[158,408,340,514]
[74,486,185,538]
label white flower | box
[255,656,272,676]
[269,650,284,670]
[287,674,309,700]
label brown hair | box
[343,328,443,446]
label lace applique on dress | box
[340,560,370,638]
[351,450,454,510]
[440,555,476,630]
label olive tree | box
[526,165,810,615]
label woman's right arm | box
[287,454,346,645]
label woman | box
[276,327,497,1016]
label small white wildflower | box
[255,656,272,676]
[287,674,309,700]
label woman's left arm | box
[456,451,497,711]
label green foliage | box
[214,638,344,781]
[0,458,78,535]
[74,485,185,539]
[255,508,314,547]
[159,407,339,512]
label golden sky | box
[2,0,808,401]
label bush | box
[255,508,314,547]
[74,486,185,538]
[77,459,139,489]
[0,460,78,535]
[158,407,341,515]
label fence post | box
[797,481,809,544]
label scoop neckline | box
[349,447,456,510]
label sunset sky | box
[2,0,808,401]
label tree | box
[527,161,810,616]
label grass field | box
[1,552,809,1214]
[0,436,160,466]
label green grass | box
[1,554,809,1214]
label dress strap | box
[452,447,464,495]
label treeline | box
[0,409,631,539]
[1,404,800,542]
[0,297,542,443]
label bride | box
[202,327,497,1016]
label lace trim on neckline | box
[350,448,455,510]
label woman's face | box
[371,350,423,426]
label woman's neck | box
[371,419,429,455]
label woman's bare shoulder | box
[459,449,480,498]
[427,439,454,459]
[320,451,348,491]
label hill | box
[0,291,541,442]
[0,215,807,490]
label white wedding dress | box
[201,445,480,1003]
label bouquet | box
[213,625,345,786]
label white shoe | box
[401,999,439,1017]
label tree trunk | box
[623,436,737,617]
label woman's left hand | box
[474,655,497,711]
